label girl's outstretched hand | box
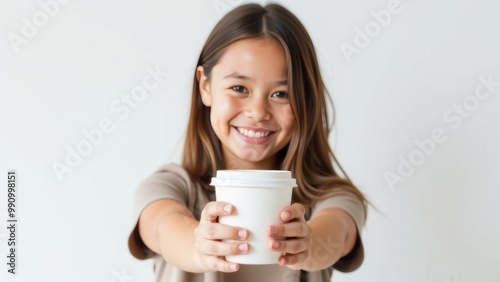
[194,201,249,273]
[267,203,312,270]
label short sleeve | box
[127,163,195,260]
[311,190,366,272]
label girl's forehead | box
[223,37,283,57]
[214,37,287,75]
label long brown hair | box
[182,3,369,220]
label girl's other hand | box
[194,201,249,272]
[267,203,312,270]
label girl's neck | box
[223,156,277,170]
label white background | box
[1,0,499,281]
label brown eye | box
[271,91,288,98]
[231,85,248,93]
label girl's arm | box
[268,204,357,271]
[304,207,357,270]
[138,199,249,273]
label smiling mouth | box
[235,127,273,138]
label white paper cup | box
[211,170,296,264]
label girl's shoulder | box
[153,162,187,176]
[142,162,214,217]
[146,163,196,187]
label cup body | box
[211,170,296,264]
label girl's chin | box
[223,146,274,168]
[233,157,275,169]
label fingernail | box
[238,229,247,239]
[272,241,280,249]
[269,226,277,235]
[223,205,231,213]
[230,264,237,271]
[238,243,248,253]
[282,211,290,220]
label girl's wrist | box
[192,251,206,273]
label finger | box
[199,240,250,256]
[204,255,240,273]
[278,251,309,266]
[200,201,233,223]
[198,222,249,240]
[268,221,310,238]
[269,238,308,254]
[280,203,306,222]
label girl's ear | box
[196,66,211,107]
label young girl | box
[128,3,369,282]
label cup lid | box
[210,170,297,188]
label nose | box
[244,95,271,122]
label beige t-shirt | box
[128,163,365,282]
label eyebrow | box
[223,72,287,86]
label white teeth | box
[237,127,270,138]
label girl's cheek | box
[216,96,239,112]
[277,105,295,126]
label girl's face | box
[197,37,295,169]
